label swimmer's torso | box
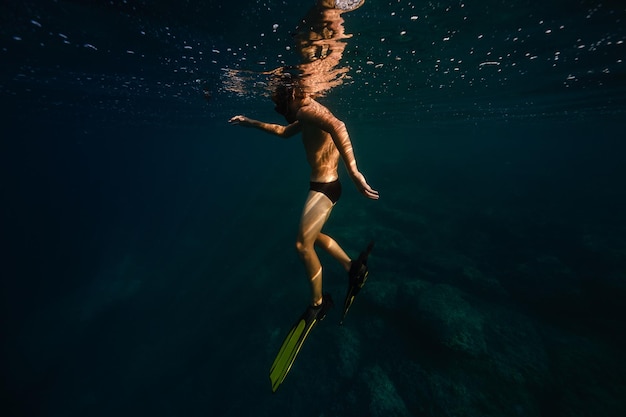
[301,125,340,183]
[297,99,341,183]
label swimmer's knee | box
[296,239,306,255]
[295,239,310,256]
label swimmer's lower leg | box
[315,233,351,271]
[309,267,323,306]
[296,242,324,305]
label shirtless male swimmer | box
[228,83,378,317]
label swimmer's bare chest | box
[301,123,340,182]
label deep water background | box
[2,1,626,416]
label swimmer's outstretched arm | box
[228,115,301,138]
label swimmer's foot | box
[348,260,369,296]
[341,241,374,324]
[306,292,334,322]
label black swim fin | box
[269,293,334,392]
[340,241,373,325]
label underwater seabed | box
[250,122,626,416]
[252,185,625,416]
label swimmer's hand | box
[351,171,379,200]
[228,115,253,126]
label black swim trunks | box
[310,179,342,204]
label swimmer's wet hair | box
[272,84,294,120]
[269,70,304,122]
[272,83,293,103]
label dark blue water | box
[2,1,626,416]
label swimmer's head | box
[272,84,302,123]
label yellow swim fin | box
[269,293,333,392]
